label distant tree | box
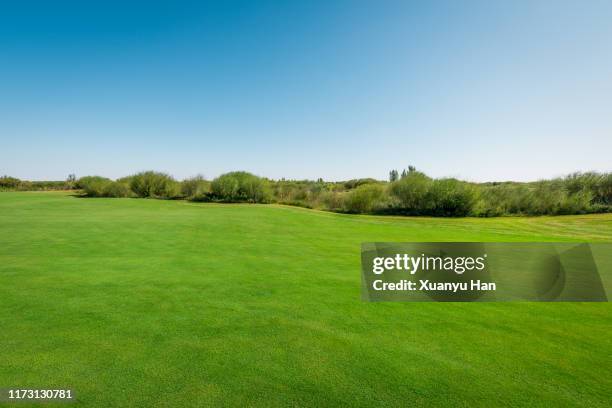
[317,177,324,183]
[408,165,416,173]
[389,169,399,182]
[400,169,407,179]
[0,176,21,189]
[65,174,77,189]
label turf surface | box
[1,192,611,407]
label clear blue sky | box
[1,0,611,181]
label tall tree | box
[389,169,399,182]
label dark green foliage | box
[319,190,346,212]
[532,180,592,215]
[343,184,386,213]
[77,176,113,197]
[1,176,74,191]
[386,174,478,216]
[14,168,611,217]
[477,183,537,216]
[181,175,210,200]
[272,178,355,209]
[398,165,418,180]
[116,176,134,185]
[0,176,21,190]
[343,178,379,190]
[15,181,33,191]
[388,171,432,213]
[474,174,608,216]
[211,171,271,203]
[65,174,77,189]
[102,181,131,198]
[129,171,179,199]
[425,179,479,217]
[566,172,612,206]
[598,173,612,205]
[389,170,399,182]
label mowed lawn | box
[1,192,611,407]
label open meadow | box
[1,191,611,406]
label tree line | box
[0,174,77,191]
[2,168,611,217]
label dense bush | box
[1,176,74,191]
[211,171,271,203]
[425,179,479,217]
[130,171,179,199]
[343,183,386,213]
[181,175,210,200]
[0,176,21,189]
[386,174,479,216]
[77,176,113,197]
[474,184,520,216]
[9,168,611,217]
[567,172,612,206]
[475,176,601,216]
[598,174,612,205]
[534,180,592,215]
[388,171,432,214]
[318,190,346,212]
[102,181,131,198]
[343,178,379,190]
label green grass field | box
[1,192,611,407]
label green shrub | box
[211,171,271,203]
[476,183,534,215]
[319,191,346,211]
[77,176,112,197]
[389,171,432,214]
[529,181,565,215]
[593,173,612,205]
[1,177,70,191]
[0,176,21,190]
[12,169,612,216]
[102,181,131,198]
[564,172,600,195]
[425,179,479,216]
[343,178,379,190]
[16,181,33,191]
[181,175,210,200]
[129,171,179,199]
[211,173,240,200]
[558,189,592,215]
[343,184,386,213]
[116,176,133,185]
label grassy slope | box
[0,192,610,407]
